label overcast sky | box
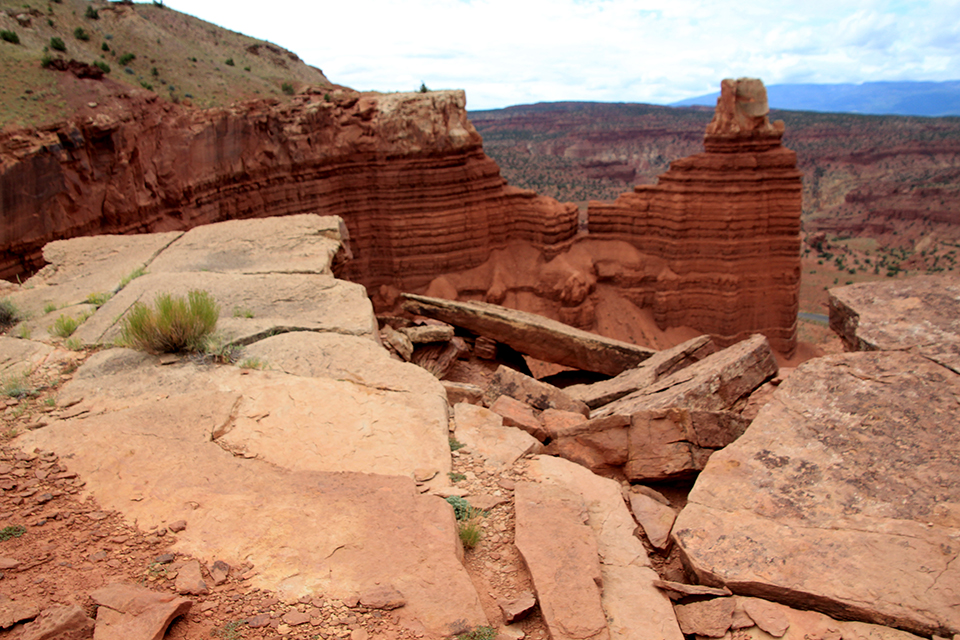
[158,0,960,111]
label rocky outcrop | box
[829,275,960,373]
[0,90,577,290]
[672,349,960,636]
[587,79,802,355]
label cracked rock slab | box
[90,583,191,640]
[673,351,960,637]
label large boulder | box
[673,350,960,637]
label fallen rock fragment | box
[209,559,230,585]
[742,597,790,637]
[674,597,735,638]
[490,396,546,441]
[628,491,677,549]
[735,599,926,640]
[0,595,40,630]
[567,335,717,409]
[442,381,483,406]
[90,582,192,640]
[454,403,542,468]
[651,580,732,600]
[485,365,589,416]
[174,559,209,595]
[21,604,95,640]
[359,585,406,610]
[499,592,537,624]
[402,293,655,375]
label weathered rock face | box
[672,350,960,636]
[587,78,802,355]
[0,90,577,290]
[829,275,960,373]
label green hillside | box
[0,0,333,128]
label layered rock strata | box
[587,78,802,355]
[0,90,577,290]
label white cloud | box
[157,0,960,109]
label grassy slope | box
[0,0,333,128]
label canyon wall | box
[588,79,802,354]
[0,89,577,289]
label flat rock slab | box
[0,337,55,375]
[628,491,677,550]
[567,335,717,409]
[91,583,192,640]
[147,214,344,275]
[673,351,960,637]
[485,365,589,416]
[45,347,450,480]
[736,598,926,640]
[453,403,541,468]
[829,276,960,373]
[514,481,610,640]
[74,271,377,347]
[9,232,183,317]
[16,363,483,634]
[525,456,683,640]
[402,293,655,376]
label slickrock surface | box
[587,78,802,355]
[524,456,683,640]
[513,481,609,640]
[673,350,960,636]
[402,293,655,376]
[829,275,960,373]
[0,90,577,292]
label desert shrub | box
[459,518,481,549]
[74,27,89,41]
[118,52,135,65]
[0,299,20,329]
[49,37,66,52]
[238,357,265,370]
[445,496,472,521]
[224,57,234,66]
[86,292,111,307]
[457,626,496,640]
[419,82,429,93]
[281,82,294,95]
[0,525,26,541]
[116,266,145,291]
[448,436,465,451]
[140,81,153,91]
[1,30,20,45]
[93,60,110,74]
[49,312,89,338]
[101,41,109,51]
[85,5,99,19]
[119,290,219,353]
[1,372,35,399]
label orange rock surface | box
[0,89,577,289]
[587,79,802,355]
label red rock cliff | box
[587,78,802,355]
[0,90,577,289]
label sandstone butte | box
[0,78,801,356]
[587,78,802,355]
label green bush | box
[86,292,112,307]
[445,496,472,521]
[281,82,294,95]
[1,372,35,399]
[224,57,234,66]
[49,312,89,338]
[0,525,26,541]
[118,52,135,66]
[139,81,153,91]
[1,30,20,45]
[119,290,219,353]
[101,41,109,51]
[0,299,20,329]
[93,60,110,74]
[419,82,429,93]
[74,27,89,41]
[85,5,99,19]
[457,626,496,640]
[49,37,66,52]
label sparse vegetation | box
[457,626,497,640]
[101,41,109,51]
[213,620,245,640]
[448,436,465,451]
[1,371,35,399]
[49,312,90,338]
[74,27,90,41]
[16,325,31,340]
[43,302,58,314]
[0,525,26,541]
[116,266,146,291]
[86,292,112,308]
[49,36,66,52]
[448,472,466,482]
[419,82,429,93]
[0,299,20,329]
[140,81,153,91]
[118,53,136,66]
[232,306,254,318]
[93,60,110,74]
[64,336,83,351]
[84,5,99,19]
[238,357,266,370]
[119,290,219,354]
[445,495,472,520]
[281,82,294,95]
[202,332,242,364]
[225,57,234,66]
[1,30,20,45]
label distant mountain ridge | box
[670,81,960,117]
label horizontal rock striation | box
[0,89,577,290]
[587,79,802,355]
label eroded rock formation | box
[0,89,577,290]
[587,78,802,355]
